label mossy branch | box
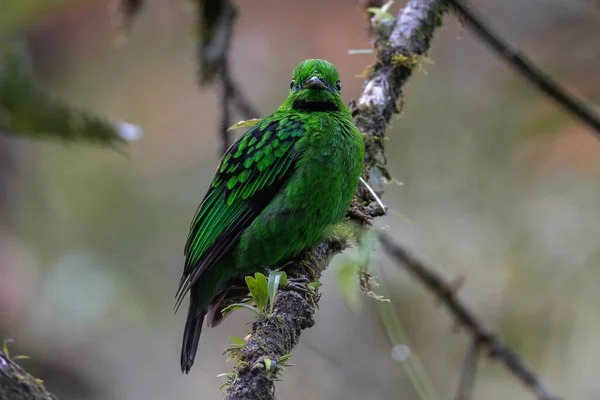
[0,351,56,400]
[223,1,449,399]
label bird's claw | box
[284,277,310,294]
[327,234,345,249]
[347,207,372,226]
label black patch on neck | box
[292,99,339,112]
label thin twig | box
[197,0,259,155]
[219,61,235,154]
[219,63,260,154]
[448,0,600,137]
[224,1,449,399]
[228,74,260,121]
[379,233,562,400]
[454,340,480,400]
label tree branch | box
[379,234,562,400]
[448,0,600,137]
[196,0,260,155]
[223,1,449,399]
[0,351,56,400]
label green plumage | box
[176,59,365,373]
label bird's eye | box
[290,79,295,89]
[335,81,342,92]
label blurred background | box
[1,0,600,399]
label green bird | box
[176,59,365,373]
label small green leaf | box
[216,373,234,379]
[367,0,394,20]
[278,354,293,362]
[244,275,260,309]
[2,338,13,356]
[12,355,30,360]
[267,271,286,315]
[367,7,394,20]
[245,272,269,313]
[255,272,268,290]
[229,336,246,347]
[307,282,323,292]
[221,302,260,316]
[221,303,241,316]
[228,118,261,131]
[280,271,288,287]
[252,273,269,312]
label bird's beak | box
[302,76,329,90]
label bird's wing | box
[175,115,305,310]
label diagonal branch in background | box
[223,1,449,399]
[448,0,600,137]
[379,234,562,400]
[196,0,260,155]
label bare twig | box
[229,76,260,122]
[379,233,562,400]
[219,63,259,153]
[197,0,259,154]
[454,340,480,400]
[220,61,235,154]
[448,0,600,137]
[224,1,449,399]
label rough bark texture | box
[224,1,449,399]
[0,352,56,400]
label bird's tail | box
[180,305,207,374]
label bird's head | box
[282,59,345,112]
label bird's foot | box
[263,267,274,275]
[283,276,310,294]
[326,234,345,249]
[347,206,373,226]
[264,261,294,275]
